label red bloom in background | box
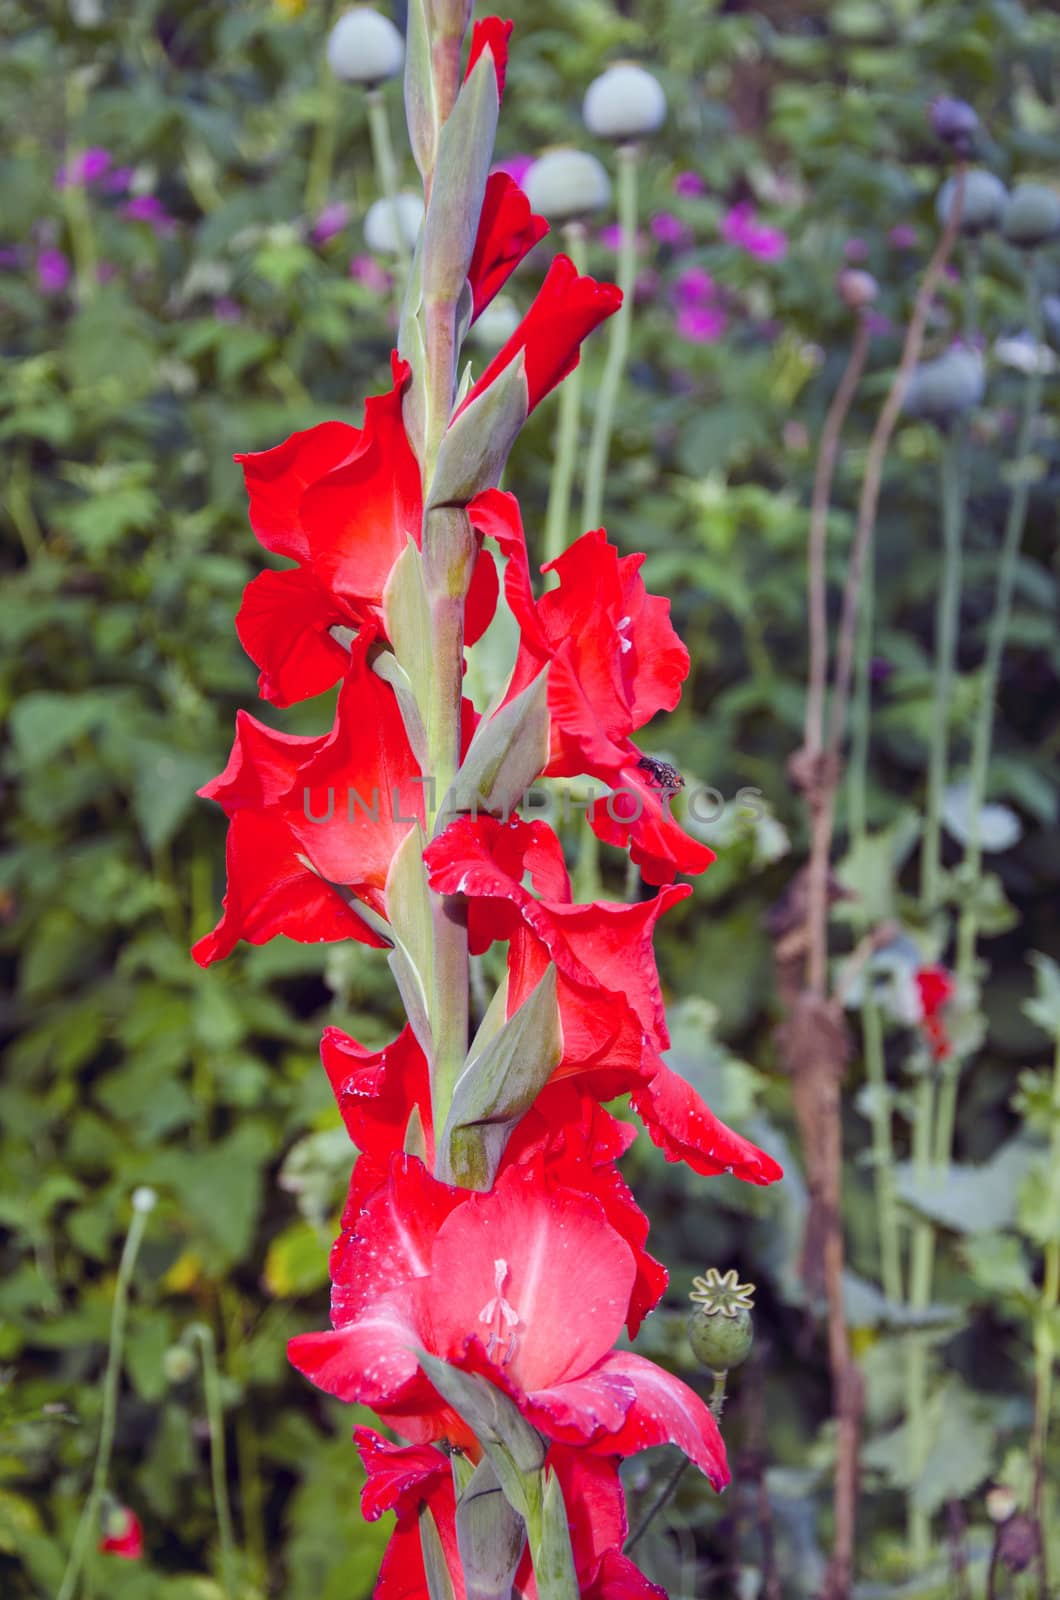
[289,1159,729,1484]
[916,964,956,1060]
[234,355,498,706]
[469,491,713,884]
[357,1430,664,1600]
[459,255,622,415]
[192,637,424,966]
[469,171,548,319]
[426,815,781,1187]
[99,1506,143,1560]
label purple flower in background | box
[97,261,118,283]
[865,311,893,337]
[36,248,71,294]
[676,303,727,343]
[493,153,533,189]
[650,211,690,247]
[869,656,894,684]
[0,246,22,270]
[55,146,112,189]
[105,166,135,195]
[721,201,788,261]
[674,264,715,304]
[311,201,350,245]
[843,237,869,263]
[214,297,242,323]
[349,252,392,293]
[122,194,177,235]
[673,170,706,199]
[889,223,918,250]
[635,268,661,303]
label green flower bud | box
[364,192,424,255]
[1002,183,1060,250]
[162,1344,198,1385]
[327,7,405,87]
[525,148,612,225]
[904,346,984,423]
[687,1267,756,1373]
[583,62,666,143]
[935,169,1007,235]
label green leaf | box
[894,1139,1035,1235]
[415,1353,545,1525]
[1023,951,1060,1037]
[428,355,529,507]
[453,1456,526,1600]
[440,668,550,823]
[384,825,436,1059]
[439,965,562,1190]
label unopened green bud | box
[935,169,1007,235]
[365,192,424,255]
[1002,183,1060,250]
[583,62,666,143]
[687,1268,755,1373]
[525,148,611,225]
[163,1345,197,1385]
[327,8,405,87]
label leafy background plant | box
[1,0,1058,1595]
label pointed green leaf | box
[526,1467,579,1600]
[419,1504,456,1600]
[439,668,550,824]
[454,1456,527,1600]
[382,539,433,736]
[422,52,499,300]
[416,1352,545,1524]
[384,826,435,1058]
[439,966,562,1189]
[427,355,529,508]
[403,0,438,181]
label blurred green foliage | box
[1,0,1058,1594]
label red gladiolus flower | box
[357,1430,664,1599]
[321,1030,667,1336]
[233,355,498,705]
[916,964,955,1060]
[99,1506,143,1560]
[192,637,424,966]
[288,1158,729,1485]
[468,171,549,319]
[459,255,622,416]
[425,815,782,1187]
[465,17,513,98]
[469,490,713,884]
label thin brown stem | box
[828,163,967,759]
[805,316,873,758]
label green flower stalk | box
[56,1187,155,1600]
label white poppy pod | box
[583,62,666,142]
[470,296,522,348]
[935,169,1007,235]
[364,192,423,255]
[1002,183,1060,250]
[327,8,405,87]
[904,346,985,423]
[525,148,612,224]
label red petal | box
[465,17,513,98]
[298,360,420,614]
[328,1156,461,1328]
[236,419,362,562]
[287,1294,422,1407]
[191,808,380,967]
[630,1058,783,1186]
[460,255,621,414]
[354,1428,449,1522]
[465,545,499,648]
[321,1024,434,1168]
[587,1351,730,1489]
[235,566,351,706]
[469,171,548,319]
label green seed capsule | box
[688,1303,754,1372]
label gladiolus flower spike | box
[195,12,782,1595]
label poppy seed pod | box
[904,346,985,423]
[837,268,879,311]
[327,7,405,87]
[687,1268,755,1373]
[583,62,666,143]
[935,169,1008,235]
[1001,182,1060,250]
[364,192,423,255]
[525,147,612,225]
[929,96,979,155]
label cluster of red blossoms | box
[196,15,781,1595]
